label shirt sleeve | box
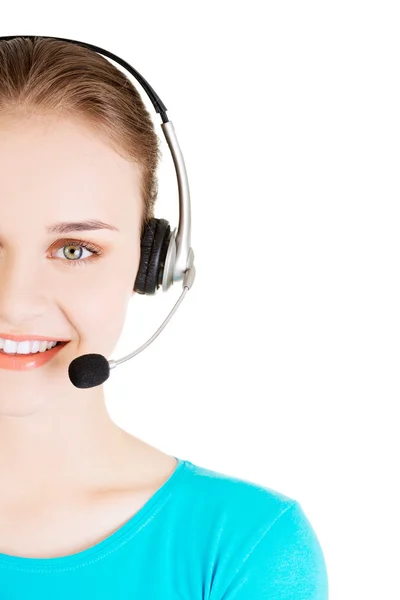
[219,501,329,600]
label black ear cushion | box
[134,218,172,295]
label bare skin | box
[0,112,177,558]
[0,439,178,558]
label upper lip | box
[0,333,70,342]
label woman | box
[0,36,328,598]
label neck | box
[0,389,134,498]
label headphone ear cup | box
[134,218,172,295]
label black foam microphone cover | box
[68,353,110,389]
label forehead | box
[0,113,142,228]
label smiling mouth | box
[0,341,69,355]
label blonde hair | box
[0,35,162,237]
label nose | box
[0,255,49,324]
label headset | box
[0,34,196,389]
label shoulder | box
[173,460,328,599]
[176,459,296,528]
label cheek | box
[59,255,136,349]
[61,285,130,354]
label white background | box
[2,2,399,598]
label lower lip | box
[0,342,69,371]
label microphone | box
[68,265,196,389]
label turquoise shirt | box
[0,457,328,598]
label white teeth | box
[0,339,58,355]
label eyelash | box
[51,239,103,268]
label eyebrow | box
[46,220,119,234]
